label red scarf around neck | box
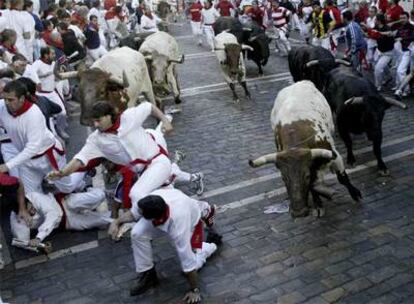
[103,115,121,134]
[2,43,17,54]
[10,99,33,117]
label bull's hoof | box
[378,169,390,177]
[233,98,240,104]
[312,208,325,218]
[174,97,182,104]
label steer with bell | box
[249,81,361,218]
[324,67,407,176]
[214,32,252,103]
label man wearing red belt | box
[47,101,174,214]
[0,80,84,194]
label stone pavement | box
[1,22,414,304]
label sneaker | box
[203,204,216,227]
[173,150,186,164]
[130,267,159,296]
[191,172,205,196]
[202,242,217,259]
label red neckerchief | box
[10,99,33,117]
[103,115,121,134]
[2,43,17,54]
[152,205,170,226]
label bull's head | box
[215,43,252,78]
[248,33,270,66]
[143,50,184,96]
[64,68,129,125]
[249,148,334,218]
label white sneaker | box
[201,242,217,259]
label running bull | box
[63,47,157,125]
[214,32,252,102]
[324,67,407,176]
[139,31,184,106]
[249,81,361,218]
[214,17,270,76]
[288,46,350,91]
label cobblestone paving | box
[1,22,414,304]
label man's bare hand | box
[29,238,40,247]
[0,164,9,173]
[18,209,32,226]
[161,120,173,134]
[108,221,120,240]
[46,170,64,181]
[183,290,202,304]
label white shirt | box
[75,102,160,167]
[140,14,160,33]
[31,59,56,92]
[27,192,63,241]
[7,10,34,61]
[138,188,201,272]
[201,7,220,25]
[0,100,57,170]
[20,64,41,85]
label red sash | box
[190,220,203,250]
[54,193,68,230]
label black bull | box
[213,17,270,75]
[324,67,408,176]
[288,46,350,91]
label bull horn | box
[311,149,333,160]
[169,54,185,64]
[122,70,129,88]
[144,55,153,61]
[242,27,252,31]
[384,97,408,109]
[58,71,79,79]
[133,36,142,41]
[248,35,259,42]
[248,153,277,168]
[335,59,351,66]
[344,97,363,105]
[108,71,129,88]
[242,44,254,51]
[305,60,320,68]
[214,47,225,51]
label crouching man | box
[10,187,112,249]
[108,188,218,303]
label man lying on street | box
[108,188,218,304]
[10,187,112,248]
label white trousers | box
[191,21,202,43]
[374,50,393,88]
[19,152,85,194]
[129,155,172,219]
[64,188,113,230]
[396,51,412,93]
[274,26,291,55]
[1,142,20,178]
[131,200,211,273]
[203,25,215,51]
[86,45,108,65]
[10,188,112,242]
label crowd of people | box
[189,0,414,97]
[0,0,413,302]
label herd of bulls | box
[64,18,408,219]
[251,45,408,218]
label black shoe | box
[130,267,159,296]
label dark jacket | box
[33,95,62,129]
[60,30,86,62]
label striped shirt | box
[271,7,290,28]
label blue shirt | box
[345,21,367,54]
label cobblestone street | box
[1,21,414,304]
